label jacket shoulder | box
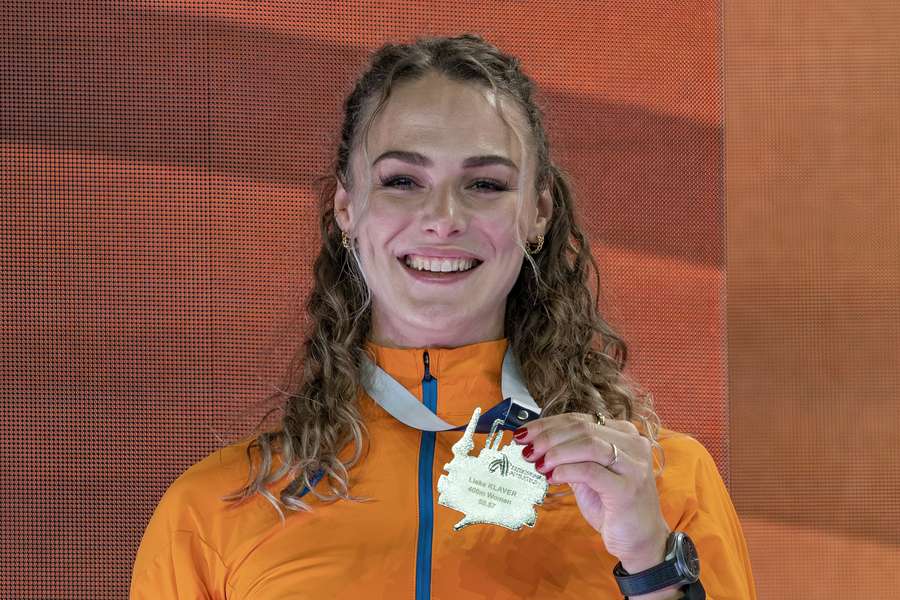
[131,440,261,597]
[653,428,730,514]
[133,437,283,569]
[161,438,258,515]
[656,428,721,474]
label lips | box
[396,254,483,281]
[403,254,481,273]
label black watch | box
[613,531,705,599]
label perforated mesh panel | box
[1,2,724,597]
[726,1,900,597]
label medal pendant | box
[437,407,548,531]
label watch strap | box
[613,560,685,597]
[682,580,707,599]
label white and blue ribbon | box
[359,346,541,433]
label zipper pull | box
[423,350,434,382]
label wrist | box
[619,545,667,576]
[613,530,702,600]
[619,524,671,574]
[617,537,681,599]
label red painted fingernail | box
[536,456,546,471]
[546,468,555,481]
[522,444,534,459]
[513,427,528,440]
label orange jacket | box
[131,339,757,599]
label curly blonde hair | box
[223,33,661,521]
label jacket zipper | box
[415,350,437,600]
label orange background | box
[726,1,900,597]
[1,1,895,597]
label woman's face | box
[334,72,552,348]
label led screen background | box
[3,1,896,597]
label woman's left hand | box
[513,413,671,573]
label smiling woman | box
[334,70,552,349]
[130,34,756,600]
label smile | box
[401,254,482,274]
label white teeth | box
[404,255,476,273]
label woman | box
[131,34,756,599]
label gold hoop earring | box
[341,230,351,249]
[526,233,544,255]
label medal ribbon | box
[360,346,541,433]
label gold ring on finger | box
[595,411,606,427]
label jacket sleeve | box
[130,479,229,600]
[664,435,758,600]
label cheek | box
[357,206,414,254]
[478,195,534,253]
[480,217,522,255]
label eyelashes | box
[378,175,511,193]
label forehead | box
[364,72,529,166]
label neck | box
[369,306,505,348]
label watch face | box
[676,534,701,581]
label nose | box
[420,185,467,238]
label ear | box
[333,177,355,232]
[531,186,553,237]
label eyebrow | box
[371,150,518,171]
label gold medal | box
[438,407,549,531]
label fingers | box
[514,413,643,458]
[603,418,641,436]
[513,412,652,479]
[514,411,639,442]
[547,460,624,492]
[531,434,636,477]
